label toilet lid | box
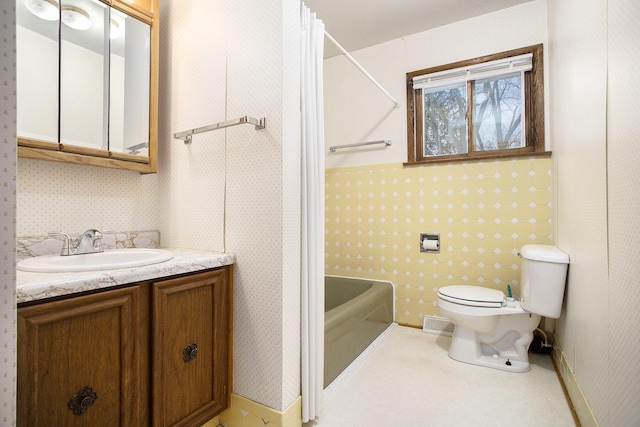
[438,285,505,308]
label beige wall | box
[325,1,549,169]
[550,0,640,425]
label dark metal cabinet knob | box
[183,343,198,362]
[68,386,97,415]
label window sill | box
[404,150,551,167]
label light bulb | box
[61,6,91,31]
[110,19,121,39]
[24,0,59,21]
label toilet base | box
[448,350,531,373]
[448,324,534,373]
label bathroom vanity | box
[17,248,234,427]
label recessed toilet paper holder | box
[420,233,440,253]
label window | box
[406,45,547,164]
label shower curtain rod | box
[324,31,400,108]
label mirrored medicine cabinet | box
[17,0,159,173]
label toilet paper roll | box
[422,239,439,251]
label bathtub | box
[324,275,395,388]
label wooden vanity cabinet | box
[17,267,232,427]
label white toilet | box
[436,244,569,372]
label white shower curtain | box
[300,3,325,423]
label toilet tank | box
[519,245,570,319]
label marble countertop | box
[17,248,235,304]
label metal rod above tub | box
[174,116,266,143]
[329,139,392,152]
[324,31,400,109]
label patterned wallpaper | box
[17,159,159,237]
[158,0,301,411]
[550,0,640,425]
[550,0,609,423]
[606,2,640,424]
[0,2,17,423]
[156,0,227,251]
[325,157,553,327]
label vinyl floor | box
[305,324,577,427]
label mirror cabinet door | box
[17,0,60,146]
[109,9,151,158]
[60,0,108,154]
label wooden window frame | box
[405,44,549,166]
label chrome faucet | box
[49,229,104,256]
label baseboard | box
[552,341,600,427]
[213,394,302,427]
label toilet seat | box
[438,285,505,308]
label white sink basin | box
[17,249,173,273]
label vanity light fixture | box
[61,6,91,31]
[25,0,59,21]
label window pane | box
[423,83,468,156]
[472,72,523,151]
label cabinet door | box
[152,268,231,427]
[18,286,143,427]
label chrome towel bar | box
[329,139,392,152]
[174,116,266,143]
